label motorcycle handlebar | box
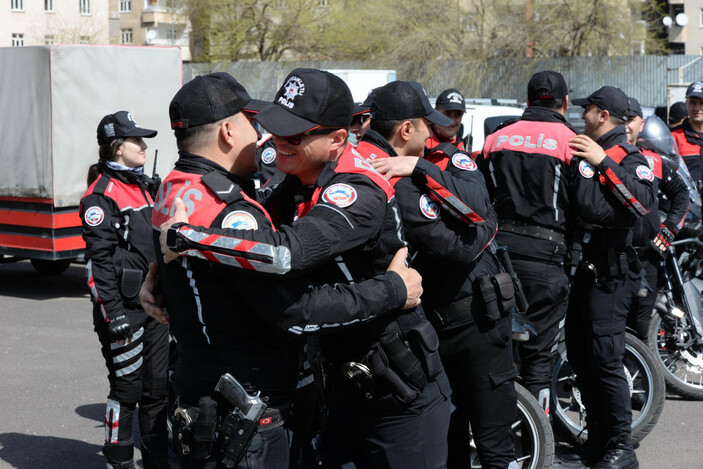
[670,238,703,249]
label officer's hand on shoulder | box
[160,197,189,264]
[570,135,607,166]
[370,157,420,180]
[109,314,132,344]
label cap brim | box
[353,105,371,116]
[426,109,453,126]
[687,93,703,100]
[242,98,271,114]
[124,128,158,139]
[436,103,466,113]
[255,103,319,137]
[571,98,592,107]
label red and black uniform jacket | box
[164,145,415,364]
[631,141,689,247]
[153,152,407,404]
[358,130,499,329]
[80,166,155,327]
[672,119,703,184]
[583,125,656,257]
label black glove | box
[108,314,132,341]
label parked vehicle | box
[0,45,181,274]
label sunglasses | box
[282,127,339,146]
[359,113,371,125]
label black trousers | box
[510,256,570,398]
[323,370,452,469]
[565,273,638,441]
[94,310,169,462]
[439,314,517,469]
[627,258,659,341]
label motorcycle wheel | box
[550,332,665,445]
[648,313,703,400]
[514,382,554,469]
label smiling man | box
[426,88,467,152]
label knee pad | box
[103,442,135,468]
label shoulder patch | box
[322,183,357,208]
[419,194,439,219]
[636,165,654,182]
[221,211,259,230]
[452,152,477,171]
[261,147,276,165]
[579,160,595,179]
[84,206,105,226]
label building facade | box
[1,0,189,60]
[666,0,703,55]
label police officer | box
[426,88,467,152]
[668,101,687,129]
[672,81,703,185]
[625,98,688,341]
[159,68,452,468]
[349,87,379,144]
[363,80,518,469]
[255,134,279,185]
[151,72,424,469]
[477,71,621,416]
[81,112,170,469]
[566,86,656,469]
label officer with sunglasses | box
[158,68,452,468]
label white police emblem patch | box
[221,211,258,230]
[278,76,305,109]
[84,206,105,226]
[452,152,477,171]
[579,160,595,178]
[636,165,654,182]
[419,194,439,219]
[261,147,276,165]
[322,183,357,208]
[447,92,464,104]
[645,155,655,170]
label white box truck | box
[0,45,182,274]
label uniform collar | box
[175,151,256,195]
[595,124,628,151]
[361,130,397,157]
[521,107,576,132]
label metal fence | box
[184,55,703,109]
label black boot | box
[559,433,606,467]
[141,432,170,469]
[592,433,639,469]
[103,442,136,469]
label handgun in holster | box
[215,373,268,468]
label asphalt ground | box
[0,261,700,468]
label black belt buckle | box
[340,361,374,398]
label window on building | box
[44,0,53,12]
[79,0,90,15]
[45,35,55,44]
[166,28,177,41]
[670,42,685,55]
[11,0,23,11]
[121,29,133,44]
[119,0,131,13]
[12,33,24,46]
[700,8,703,28]
[79,35,90,44]
[319,0,328,5]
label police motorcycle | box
[642,116,703,400]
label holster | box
[477,272,515,321]
[366,344,420,404]
[173,397,217,459]
[120,268,143,306]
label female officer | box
[81,111,169,469]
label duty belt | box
[498,220,566,245]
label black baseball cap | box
[97,111,157,145]
[169,72,268,130]
[627,97,643,119]
[254,68,354,137]
[353,87,381,116]
[371,81,452,126]
[435,88,466,113]
[572,86,629,121]
[686,81,703,99]
[527,70,568,102]
[669,101,687,125]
